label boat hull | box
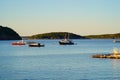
[12,42,25,45]
[29,43,44,47]
[59,41,74,45]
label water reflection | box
[113,60,120,80]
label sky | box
[0,0,120,36]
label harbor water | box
[0,39,120,80]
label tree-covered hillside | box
[0,26,22,40]
[85,33,120,39]
[29,32,87,39]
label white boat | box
[113,39,120,43]
[59,33,74,45]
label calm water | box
[0,39,120,80]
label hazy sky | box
[0,0,120,36]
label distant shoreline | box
[22,32,120,39]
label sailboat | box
[59,33,74,45]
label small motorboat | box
[12,40,26,45]
[29,42,44,47]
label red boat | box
[12,41,25,45]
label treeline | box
[1,25,120,40]
[29,32,120,39]
[85,33,120,39]
[29,32,87,39]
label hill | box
[85,33,120,39]
[29,32,87,39]
[0,26,22,40]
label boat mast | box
[64,33,67,39]
[67,32,69,40]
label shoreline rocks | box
[92,53,120,59]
